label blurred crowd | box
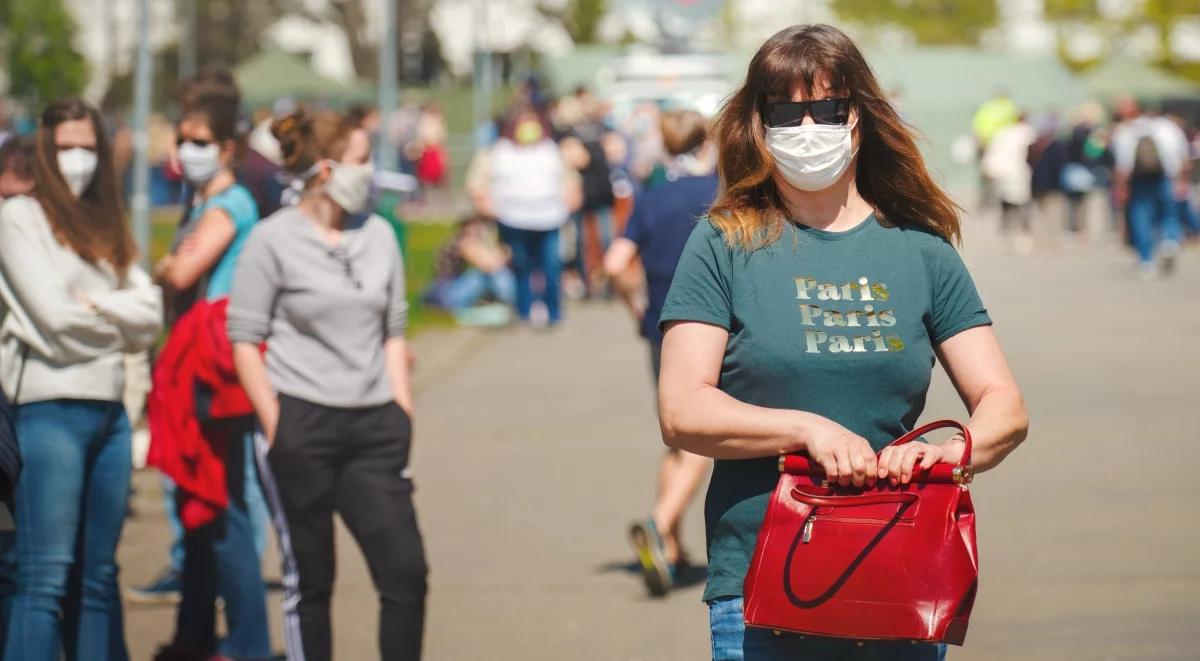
[974,91,1198,278]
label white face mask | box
[323,161,374,215]
[766,121,857,192]
[177,141,222,186]
[57,147,98,197]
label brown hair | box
[0,136,35,181]
[710,24,961,250]
[34,98,136,272]
[271,108,355,177]
[660,110,708,157]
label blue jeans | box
[173,429,270,660]
[498,224,563,323]
[4,400,131,661]
[164,434,270,572]
[708,597,945,661]
[428,268,517,311]
[1127,176,1183,265]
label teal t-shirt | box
[189,184,259,299]
[657,213,991,602]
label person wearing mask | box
[229,110,427,661]
[655,25,1028,659]
[1110,97,1191,279]
[602,110,718,597]
[148,88,271,661]
[468,105,582,326]
[0,136,35,200]
[0,97,163,661]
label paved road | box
[121,216,1200,660]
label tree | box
[567,0,607,44]
[0,0,88,104]
[832,0,998,46]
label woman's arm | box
[156,207,236,292]
[384,337,413,415]
[658,320,880,486]
[232,342,279,442]
[0,201,125,361]
[87,265,164,352]
[876,326,1028,483]
[603,238,645,324]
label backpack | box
[1132,135,1163,179]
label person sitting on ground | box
[424,215,515,321]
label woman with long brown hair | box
[655,25,1028,659]
[0,97,162,660]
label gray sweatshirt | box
[0,196,163,404]
[227,206,407,408]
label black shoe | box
[125,567,182,605]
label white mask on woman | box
[57,147,98,197]
[765,121,857,192]
[324,161,374,215]
[177,141,222,185]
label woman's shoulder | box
[0,195,50,237]
[210,184,259,224]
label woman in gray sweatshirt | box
[228,109,426,661]
[0,98,163,661]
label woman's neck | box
[777,163,874,232]
[197,169,235,200]
[299,194,346,236]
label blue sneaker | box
[125,567,182,605]
[628,518,673,597]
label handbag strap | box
[880,419,972,473]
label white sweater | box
[0,196,162,404]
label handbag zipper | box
[801,516,815,544]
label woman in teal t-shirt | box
[152,88,270,660]
[656,25,1029,661]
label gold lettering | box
[858,277,874,301]
[870,330,887,352]
[804,330,827,353]
[886,336,905,352]
[829,335,852,353]
[823,310,847,327]
[844,309,862,327]
[851,335,869,352]
[817,283,841,301]
[871,283,890,301]
[878,310,897,327]
[864,304,879,327]
[839,282,855,300]
[795,277,816,300]
[798,304,822,326]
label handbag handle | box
[779,419,974,485]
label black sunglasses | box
[176,137,213,148]
[762,98,852,128]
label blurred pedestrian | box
[0,136,35,200]
[229,109,427,661]
[655,25,1027,660]
[603,110,717,597]
[0,97,163,661]
[1166,113,1200,239]
[148,87,271,661]
[467,106,581,326]
[972,88,1019,210]
[1029,113,1069,253]
[1062,102,1108,241]
[1111,97,1190,278]
[410,103,449,189]
[561,88,619,297]
[423,214,515,319]
[981,113,1036,254]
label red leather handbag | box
[743,420,978,645]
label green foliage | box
[833,0,998,45]
[566,0,607,44]
[1043,0,1099,20]
[0,0,88,103]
